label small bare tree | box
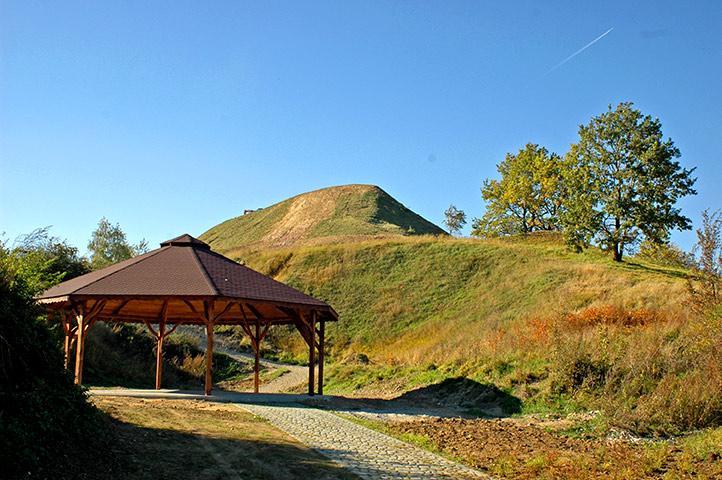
[444,205,467,236]
[687,209,722,315]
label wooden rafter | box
[212,301,236,323]
[110,299,130,317]
[143,319,160,339]
[278,306,314,348]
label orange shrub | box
[527,316,553,343]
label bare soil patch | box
[390,417,721,479]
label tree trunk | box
[613,217,623,262]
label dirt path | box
[189,331,314,393]
[211,344,315,393]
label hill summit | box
[201,184,447,252]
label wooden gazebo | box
[37,234,337,395]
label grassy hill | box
[237,234,689,362]
[200,184,447,252]
[201,185,719,435]
[230,234,719,435]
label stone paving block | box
[239,403,490,480]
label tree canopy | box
[561,102,696,261]
[474,103,697,262]
[472,143,562,237]
[443,205,467,235]
[7,227,89,293]
[88,218,148,270]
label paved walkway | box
[91,388,488,479]
[239,403,489,480]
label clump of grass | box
[550,313,721,435]
[565,305,667,328]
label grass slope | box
[237,234,688,363]
[230,234,721,435]
[200,184,446,252]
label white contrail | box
[545,27,614,75]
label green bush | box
[551,316,721,435]
[554,356,609,393]
[0,262,107,479]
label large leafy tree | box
[472,143,562,237]
[87,218,148,270]
[561,102,696,261]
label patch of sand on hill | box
[261,184,374,247]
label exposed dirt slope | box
[390,418,721,479]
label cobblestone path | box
[239,404,489,480]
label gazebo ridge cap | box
[159,233,210,249]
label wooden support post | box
[254,319,260,393]
[155,320,165,390]
[205,320,214,396]
[59,312,71,370]
[64,332,71,370]
[73,306,85,385]
[308,312,316,396]
[153,301,169,390]
[63,332,70,370]
[68,333,77,372]
[318,319,325,395]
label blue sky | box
[1,1,720,252]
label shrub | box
[636,239,694,269]
[0,257,107,479]
[603,315,721,435]
[551,333,610,394]
[550,310,721,435]
[686,209,722,315]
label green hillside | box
[201,184,447,252]
[230,235,719,435]
[238,234,688,362]
[200,184,718,435]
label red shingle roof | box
[38,234,332,312]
